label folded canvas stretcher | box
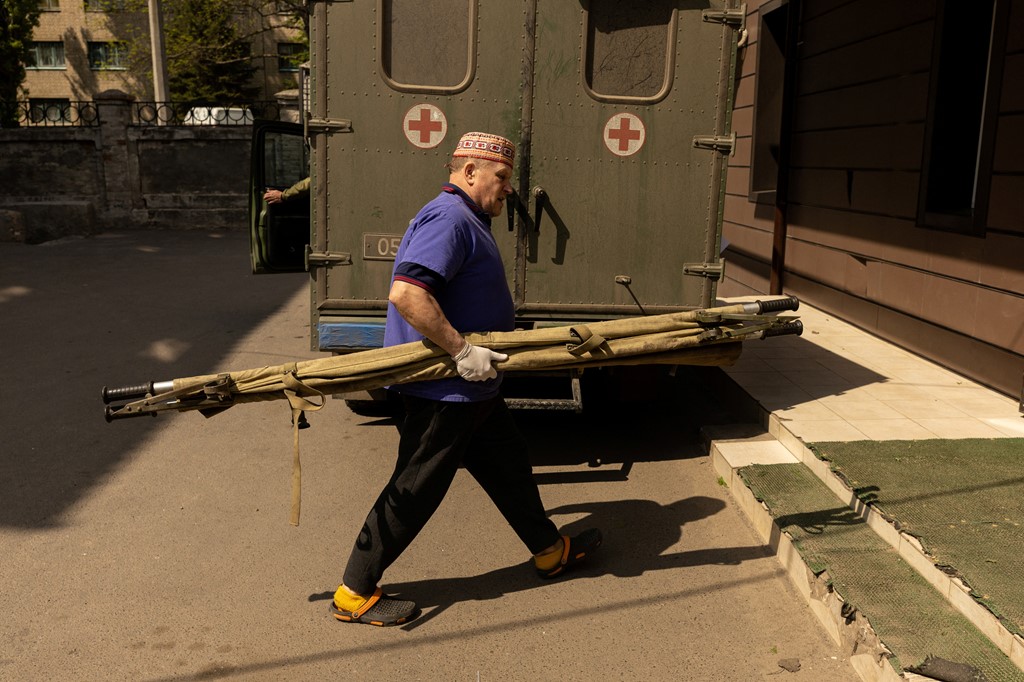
[101,296,802,523]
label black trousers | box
[342,394,561,595]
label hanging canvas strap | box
[281,367,326,526]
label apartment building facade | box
[21,0,304,120]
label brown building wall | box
[26,3,145,100]
[721,0,1024,398]
[252,23,307,104]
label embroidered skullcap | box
[452,132,516,168]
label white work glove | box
[452,342,508,382]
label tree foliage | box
[249,0,308,43]
[164,0,259,101]
[1,0,307,110]
[0,0,42,125]
[87,0,307,102]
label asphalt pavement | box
[0,230,859,681]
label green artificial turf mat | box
[741,463,1024,680]
[809,438,1024,637]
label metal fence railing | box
[0,101,101,127]
[0,100,286,128]
[132,101,283,126]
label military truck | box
[249,0,744,408]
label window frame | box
[87,41,128,71]
[579,1,678,105]
[748,0,795,202]
[277,42,305,73]
[376,0,477,94]
[84,0,127,11]
[26,41,67,70]
[916,0,1010,235]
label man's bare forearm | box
[388,280,467,356]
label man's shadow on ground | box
[309,495,774,629]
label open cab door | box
[249,120,309,273]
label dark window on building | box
[277,43,305,72]
[750,0,791,199]
[85,0,127,11]
[40,0,60,11]
[380,0,473,92]
[29,98,71,123]
[26,42,66,69]
[918,0,1006,233]
[88,42,128,70]
[583,0,676,102]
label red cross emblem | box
[403,104,447,149]
[603,113,645,157]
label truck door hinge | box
[305,114,353,135]
[702,4,746,28]
[692,131,736,155]
[683,261,726,282]
[305,246,353,270]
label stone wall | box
[0,90,287,243]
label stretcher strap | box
[289,412,302,526]
[566,325,608,357]
[281,369,326,526]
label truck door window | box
[380,0,475,93]
[264,131,307,190]
[583,0,677,103]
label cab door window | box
[264,130,307,190]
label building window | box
[26,42,66,69]
[380,0,475,93]
[85,0,127,11]
[88,42,128,70]
[40,0,60,11]
[277,43,305,72]
[583,0,677,103]
[749,0,792,199]
[29,98,72,123]
[918,0,1007,233]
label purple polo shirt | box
[384,184,514,402]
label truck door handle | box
[507,190,519,232]
[532,186,547,233]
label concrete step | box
[704,424,1024,681]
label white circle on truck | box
[404,104,448,149]
[604,113,646,156]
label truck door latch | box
[305,247,353,270]
[692,131,736,155]
[305,114,353,134]
[702,5,746,27]
[683,261,726,281]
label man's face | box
[468,161,514,217]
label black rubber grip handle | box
[757,296,800,313]
[762,320,803,338]
[101,382,154,404]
